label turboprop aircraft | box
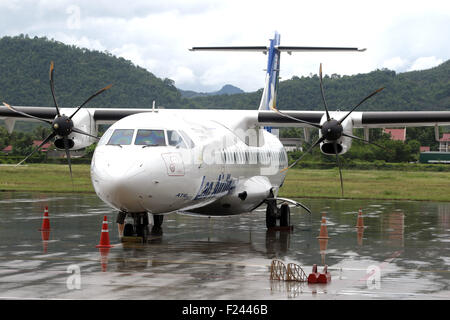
[1,32,450,241]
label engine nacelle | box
[54,108,97,150]
[319,112,353,155]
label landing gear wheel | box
[280,203,291,227]
[266,203,277,229]
[151,214,164,235]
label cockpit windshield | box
[167,130,187,148]
[135,129,166,146]
[102,128,194,148]
[107,129,134,145]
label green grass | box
[279,168,450,201]
[0,164,93,193]
[0,164,449,201]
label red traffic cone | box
[317,213,330,239]
[96,216,113,248]
[39,206,50,231]
[356,208,364,228]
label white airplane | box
[1,32,450,240]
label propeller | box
[2,61,112,182]
[279,63,385,197]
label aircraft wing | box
[258,110,450,128]
[0,106,155,132]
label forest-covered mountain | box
[0,35,449,112]
[0,35,181,109]
[190,61,450,111]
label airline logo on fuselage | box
[193,174,236,200]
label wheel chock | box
[317,265,331,283]
[307,264,320,283]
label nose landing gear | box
[117,212,164,243]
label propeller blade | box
[319,63,331,121]
[49,61,61,117]
[2,102,52,124]
[270,107,322,129]
[63,136,73,184]
[16,132,56,166]
[72,127,100,140]
[281,136,326,172]
[339,87,384,124]
[333,142,344,197]
[342,132,386,149]
[69,84,112,119]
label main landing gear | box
[265,195,311,229]
[266,200,291,229]
[117,212,164,242]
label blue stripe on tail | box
[259,32,281,112]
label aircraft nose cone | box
[92,148,145,181]
[91,148,149,211]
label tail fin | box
[190,33,365,113]
[258,32,281,111]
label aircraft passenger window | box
[135,129,166,146]
[107,129,134,145]
[167,130,187,148]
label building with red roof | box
[439,133,450,152]
[2,140,52,154]
[383,128,406,142]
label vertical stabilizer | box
[258,32,281,112]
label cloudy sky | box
[0,0,449,92]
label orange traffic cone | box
[356,208,364,228]
[39,206,50,231]
[317,213,330,239]
[96,216,113,248]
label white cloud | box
[407,56,443,71]
[0,0,449,91]
[169,66,196,87]
[382,57,408,71]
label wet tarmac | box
[0,191,449,300]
